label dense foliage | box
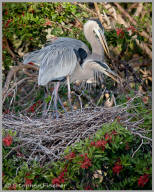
[3,120,152,190]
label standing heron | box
[23,19,120,117]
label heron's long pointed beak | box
[99,29,111,59]
[94,28,111,58]
[102,68,122,84]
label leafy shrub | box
[2,121,152,190]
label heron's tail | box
[23,50,43,66]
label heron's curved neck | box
[84,25,104,60]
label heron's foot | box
[42,101,48,117]
[52,110,60,119]
[69,104,73,112]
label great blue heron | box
[23,19,120,117]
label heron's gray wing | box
[23,37,90,66]
[38,46,78,86]
[45,37,90,54]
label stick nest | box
[2,96,151,165]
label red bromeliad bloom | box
[79,153,92,169]
[64,152,76,160]
[52,177,61,186]
[90,141,95,146]
[44,19,52,26]
[84,185,93,190]
[116,28,124,38]
[3,135,13,146]
[126,96,131,101]
[27,100,41,113]
[5,19,12,27]
[52,169,67,187]
[112,160,123,175]
[5,10,8,15]
[25,178,33,185]
[138,174,149,187]
[91,139,108,151]
[8,184,16,190]
[3,109,10,114]
[105,133,112,143]
[127,26,136,33]
[111,130,117,135]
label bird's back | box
[23,37,90,85]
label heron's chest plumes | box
[70,63,94,83]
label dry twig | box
[2,63,38,103]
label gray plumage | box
[23,37,90,85]
[23,20,113,86]
[23,19,120,116]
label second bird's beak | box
[102,68,122,84]
[94,28,111,59]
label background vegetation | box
[2,2,152,190]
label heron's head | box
[84,19,110,58]
[83,59,122,84]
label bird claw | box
[52,110,60,119]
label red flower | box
[127,26,136,33]
[29,106,35,112]
[5,11,8,15]
[84,185,93,190]
[80,153,92,169]
[95,140,107,151]
[58,176,64,184]
[52,178,60,186]
[28,62,34,65]
[105,133,112,143]
[25,178,33,185]
[138,174,149,187]
[81,161,91,169]
[112,161,123,175]
[3,135,13,147]
[37,100,41,105]
[90,141,95,146]
[116,28,124,38]
[52,169,66,186]
[95,140,102,148]
[64,152,76,160]
[5,19,12,27]
[3,109,10,114]
[126,96,131,101]
[22,12,25,16]
[111,130,117,135]
[44,19,52,26]
[8,184,16,190]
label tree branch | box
[2,63,38,100]
[114,3,152,44]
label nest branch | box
[2,63,38,103]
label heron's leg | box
[42,85,49,117]
[57,95,68,114]
[66,75,73,111]
[45,90,54,115]
[53,82,60,118]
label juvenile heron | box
[23,19,120,117]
